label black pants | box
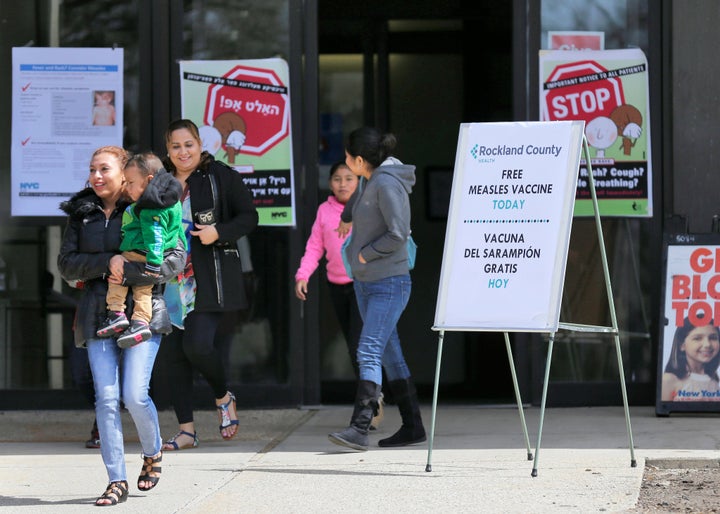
[327,281,362,379]
[69,344,95,406]
[163,310,231,424]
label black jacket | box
[164,152,258,311]
[57,188,186,347]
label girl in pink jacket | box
[295,161,360,377]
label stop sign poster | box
[540,49,651,217]
[180,58,295,226]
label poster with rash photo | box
[657,233,720,416]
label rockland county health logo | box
[470,143,561,164]
[470,144,495,164]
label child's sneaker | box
[117,320,152,348]
[96,311,129,338]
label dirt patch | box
[629,459,720,513]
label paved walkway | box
[1,405,719,512]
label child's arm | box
[336,187,357,237]
[340,188,357,223]
[295,206,326,284]
[139,208,168,274]
[123,237,186,286]
[660,373,680,401]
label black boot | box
[378,378,426,447]
[328,380,380,451]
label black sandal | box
[95,480,128,506]
[137,452,162,491]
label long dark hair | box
[345,127,397,169]
[664,316,720,381]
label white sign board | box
[434,121,585,332]
[11,47,124,217]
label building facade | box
[0,0,715,409]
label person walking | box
[328,127,425,451]
[58,146,186,505]
[295,161,362,376]
[160,119,258,451]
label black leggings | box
[327,281,362,379]
[164,310,230,424]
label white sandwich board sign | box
[433,121,585,332]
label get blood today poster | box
[539,48,651,217]
[658,236,720,414]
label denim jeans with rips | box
[87,334,162,482]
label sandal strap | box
[163,430,198,451]
[142,454,163,474]
[96,480,128,505]
[138,453,162,491]
[217,392,239,430]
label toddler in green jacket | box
[97,152,185,348]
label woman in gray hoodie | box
[328,127,425,451]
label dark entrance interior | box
[316,1,517,404]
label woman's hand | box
[190,223,219,245]
[358,252,367,264]
[109,254,127,282]
[336,221,352,238]
[295,279,308,301]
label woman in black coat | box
[58,145,185,505]
[160,119,258,451]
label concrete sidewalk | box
[1,405,718,513]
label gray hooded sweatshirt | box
[346,157,416,282]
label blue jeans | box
[87,335,162,483]
[354,274,412,384]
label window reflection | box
[541,0,648,52]
[182,0,292,385]
[182,0,289,60]
[59,0,140,150]
[540,0,653,384]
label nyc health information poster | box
[11,47,123,217]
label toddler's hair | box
[126,152,164,177]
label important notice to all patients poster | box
[11,47,124,217]
[539,48,651,217]
[179,58,295,226]
[434,121,584,332]
[660,243,720,403]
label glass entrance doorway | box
[317,2,518,404]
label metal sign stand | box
[426,136,637,476]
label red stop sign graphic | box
[204,65,289,156]
[541,60,625,123]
